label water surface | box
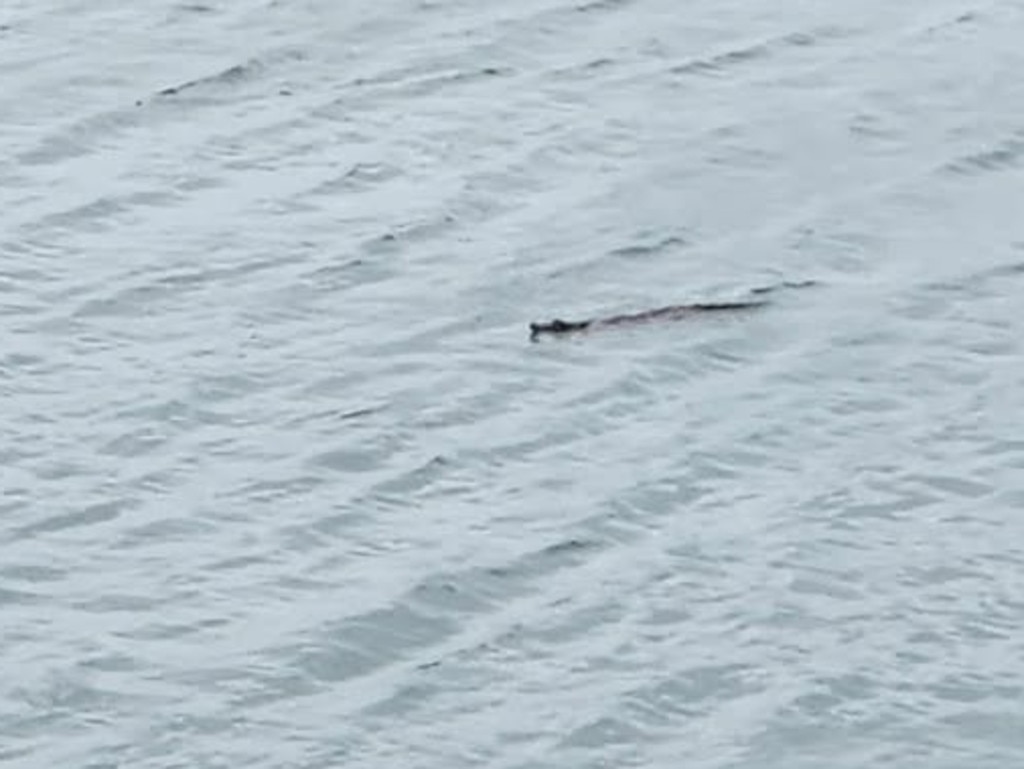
[3,1,1024,767]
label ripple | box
[670,26,854,79]
[942,129,1024,177]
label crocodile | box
[529,280,816,341]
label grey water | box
[3,1,1024,767]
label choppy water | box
[4,1,1024,767]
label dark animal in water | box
[529,280,816,341]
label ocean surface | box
[3,1,1024,767]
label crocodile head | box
[529,318,591,340]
